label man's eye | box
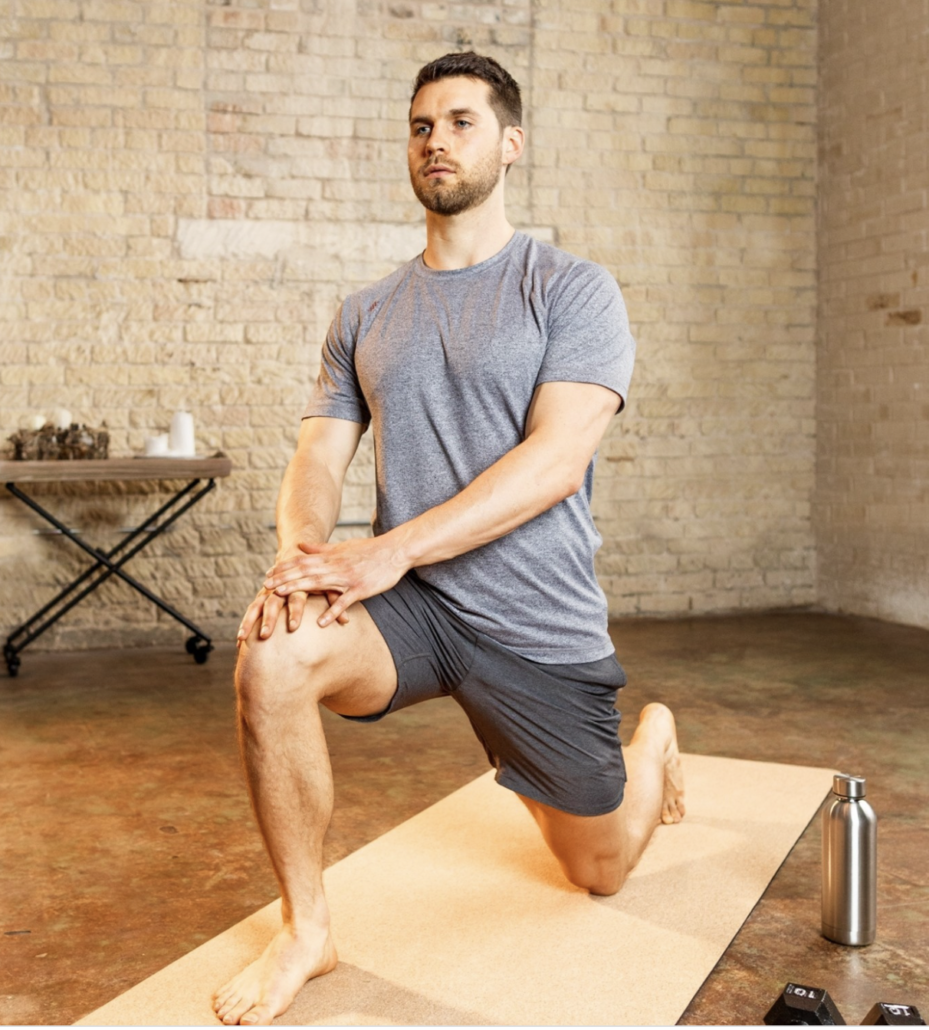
[456,120,470,128]
[414,125,430,136]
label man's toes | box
[215,997,235,1019]
[214,978,249,1013]
[240,1004,275,1027]
[213,989,236,1015]
[222,997,255,1025]
[216,991,245,1020]
[661,797,684,824]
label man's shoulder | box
[518,232,614,281]
[340,257,419,315]
[516,233,619,303]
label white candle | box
[144,433,169,457]
[169,410,195,457]
[30,414,47,430]
[54,408,72,430]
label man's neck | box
[421,200,515,271]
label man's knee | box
[235,598,337,719]
[562,850,627,897]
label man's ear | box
[502,125,525,169]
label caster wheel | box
[4,647,19,677]
[187,637,212,665]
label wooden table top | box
[0,453,234,484]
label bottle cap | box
[833,773,866,798]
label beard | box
[410,141,503,216]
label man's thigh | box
[519,793,621,863]
[238,593,399,719]
[455,646,627,816]
[341,573,476,724]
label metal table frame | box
[2,455,233,677]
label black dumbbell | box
[862,1003,926,1025]
[764,982,846,1025]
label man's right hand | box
[236,581,347,648]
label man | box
[213,51,685,1027]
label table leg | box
[4,479,218,675]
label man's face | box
[408,76,513,217]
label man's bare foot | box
[637,702,686,825]
[212,923,338,1026]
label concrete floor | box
[2,612,927,1026]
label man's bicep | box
[296,415,366,483]
[525,381,621,478]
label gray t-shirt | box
[303,231,635,663]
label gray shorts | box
[355,572,627,817]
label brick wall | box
[815,0,929,628]
[532,0,818,616]
[1,0,819,652]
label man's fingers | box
[265,565,334,593]
[318,590,355,628]
[272,576,321,596]
[259,592,284,639]
[273,573,351,597]
[237,596,266,645]
[287,590,308,631]
[264,551,329,590]
[326,591,350,626]
[238,586,348,645]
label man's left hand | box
[263,535,409,628]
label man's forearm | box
[385,431,580,571]
[275,450,344,557]
[382,382,618,573]
[262,429,581,629]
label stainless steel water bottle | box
[822,773,877,946]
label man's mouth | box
[424,164,455,178]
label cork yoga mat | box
[76,754,835,1027]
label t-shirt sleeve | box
[302,300,371,425]
[535,261,636,412]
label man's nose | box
[426,128,448,154]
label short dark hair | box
[410,51,522,130]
